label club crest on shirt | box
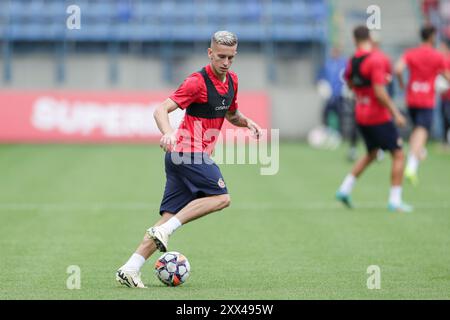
[218,178,226,189]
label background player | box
[115,31,262,288]
[439,40,450,147]
[336,26,411,213]
[395,25,450,185]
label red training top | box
[345,48,392,125]
[374,47,392,77]
[169,64,239,154]
[402,43,447,108]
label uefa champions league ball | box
[155,251,191,286]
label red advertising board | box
[0,90,270,143]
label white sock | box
[339,174,356,195]
[159,217,182,236]
[122,253,146,272]
[406,154,419,173]
[389,186,402,206]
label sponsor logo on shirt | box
[356,95,371,105]
[215,99,230,111]
[411,81,431,93]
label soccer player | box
[336,26,412,212]
[317,46,347,133]
[440,40,450,146]
[395,25,450,185]
[342,33,393,163]
[115,31,262,288]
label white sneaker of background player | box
[116,267,146,288]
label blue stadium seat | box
[8,20,63,41]
[81,1,114,22]
[0,1,8,22]
[47,1,67,21]
[8,1,28,22]
[133,1,160,22]
[241,0,263,22]
[166,1,197,23]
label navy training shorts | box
[159,152,228,215]
[358,121,402,152]
[408,107,433,132]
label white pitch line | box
[0,202,449,211]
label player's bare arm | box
[154,98,179,151]
[442,69,450,82]
[394,58,406,90]
[226,109,262,139]
[374,83,406,127]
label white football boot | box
[116,267,146,288]
[147,226,169,252]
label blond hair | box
[211,31,238,46]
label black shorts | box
[408,107,433,131]
[159,152,228,215]
[358,121,402,152]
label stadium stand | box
[0,0,328,42]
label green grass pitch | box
[0,143,449,299]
